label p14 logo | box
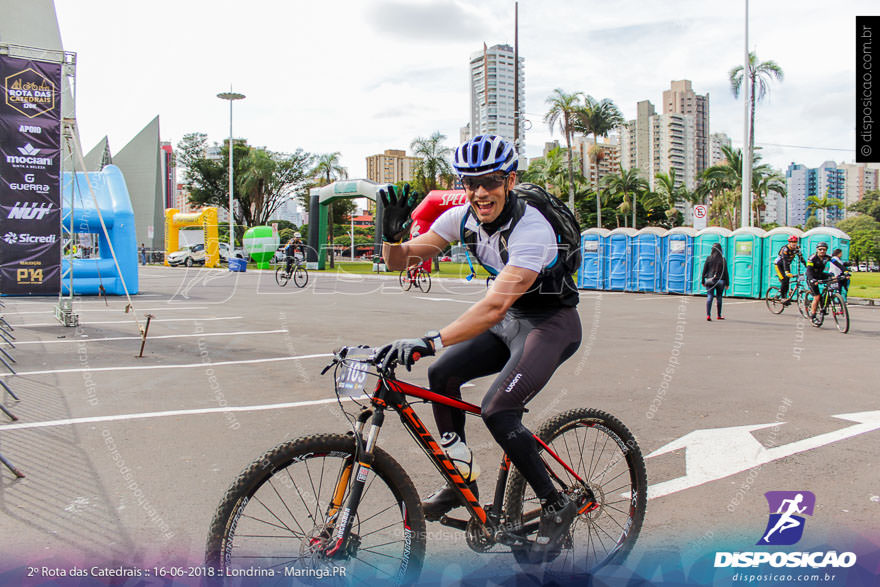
[17,268,43,284]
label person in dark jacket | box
[701,242,730,321]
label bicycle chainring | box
[466,517,495,553]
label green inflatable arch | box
[306,179,390,270]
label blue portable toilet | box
[693,227,732,295]
[763,226,805,292]
[579,228,610,289]
[606,228,638,291]
[802,227,850,262]
[632,227,667,292]
[729,227,766,298]
[664,227,697,294]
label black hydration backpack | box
[459,182,581,307]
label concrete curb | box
[846,297,878,307]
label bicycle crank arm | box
[438,515,468,531]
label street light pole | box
[741,0,751,228]
[217,90,246,255]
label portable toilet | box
[632,227,667,292]
[693,227,732,295]
[579,228,610,289]
[763,226,805,292]
[606,228,638,291]
[729,227,766,298]
[664,226,697,294]
[802,227,850,262]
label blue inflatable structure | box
[60,165,138,295]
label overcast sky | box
[53,0,874,179]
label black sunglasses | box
[462,173,508,192]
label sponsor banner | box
[0,54,62,294]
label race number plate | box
[335,347,374,397]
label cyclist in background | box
[376,135,582,559]
[284,232,303,274]
[828,248,850,295]
[805,242,831,319]
[774,236,806,304]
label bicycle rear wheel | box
[504,408,647,576]
[831,293,849,333]
[416,270,431,293]
[205,434,425,584]
[399,270,412,291]
[275,266,290,287]
[765,287,784,314]
[293,265,309,288]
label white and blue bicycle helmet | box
[453,135,518,176]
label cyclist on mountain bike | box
[377,135,582,559]
[806,242,831,319]
[774,236,806,304]
[284,232,303,274]
[828,248,850,295]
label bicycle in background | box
[765,274,809,317]
[276,257,309,288]
[399,265,431,293]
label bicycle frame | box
[323,365,591,556]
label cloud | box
[364,0,485,41]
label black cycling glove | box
[379,184,417,243]
[376,337,434,371]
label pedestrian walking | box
[701,243,729,321]
[139,243,147,265]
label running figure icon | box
[762,493,807,543]
[758,490,815,546]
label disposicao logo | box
[759,490,815,546]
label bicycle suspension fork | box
[324,407,385,558]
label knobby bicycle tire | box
[503,408,647,576]
[831,293,849,334]
[765,287,784,315]
[205,433,426,584]
[275,266,291,287]
[797,290,811,319]
[416,270,431,293]
[293,265,309,288]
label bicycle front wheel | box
[205,434,426,584]
[504,408,647,576]
[399,270,412,291]
[416,270,431,293]
[831,293,849,333]
[797,290,812,319]
[275,266,290,287]
[293,265,308,288]
[765,287,784,314]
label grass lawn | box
[245,260,492,279]
[849,272,880,299]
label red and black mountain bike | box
[205,345,647,583]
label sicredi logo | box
[7,201,54,220]
[2,232,56,245]
[759,490,815,546]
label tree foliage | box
[837,215,880,264]
[411,131,454,193]
[850,190,880,223]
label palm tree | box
[238,148,275,227]
[729,52,784,223]
[410,131,453,193]
[653,170,687,227]
[544,89,584,211]
[312,152,348,268]
[601,165,649,228]
[752,172,786,226]
[520,147,567,198]
[574,96,624,227]
[807,192,844,226]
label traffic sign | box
[693,204,708,229]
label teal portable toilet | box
[579,228,610,289]
[633,227,667,292]
[729,227,766,298]
[763,226,805,293]
[693,227,732,295]
[802,227,850,262]
[664,227,697,294]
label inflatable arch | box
[164,207,220,268]
[60,165,138,295]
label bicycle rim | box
[765,287,784,314]
[205,434,425,584]
[831,294,849,333]
[275,266,290,287]
[417,271,431,293]
[294,266,308,288]
[504,408,647,576]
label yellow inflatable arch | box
[164,207,220,268]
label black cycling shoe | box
[530,494,577,561]
[421,481,479,521]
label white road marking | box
[15,316,243,328]
[646,410,880,500]
[10,306,210,315]
[13,329,288,345]
[414,296,476,304]
[0,352,331,378]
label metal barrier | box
[0,300,24,478]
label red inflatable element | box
[409,190,467,272]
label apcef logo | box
[759,491,815,546]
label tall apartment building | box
[841,163,880,217]
[574,134,621,188]
[710,132,732,166]
[816,161,846,225]
[469,43,525,156]
[785,164,810,226]
[663,80,710,175]
[785,161,845,226]
[365,149,420,185]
